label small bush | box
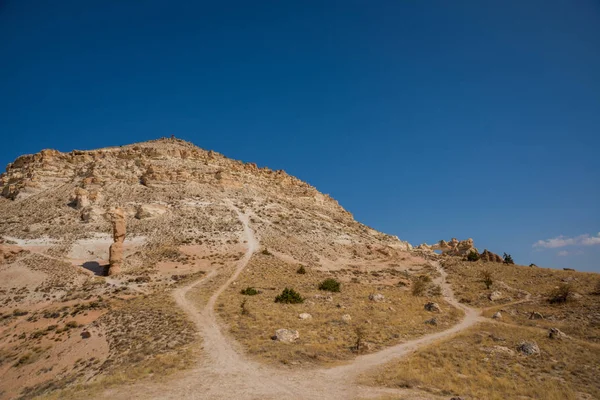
[240,287,259,296]
[274,288,304,304]
[467,251,480,262]
[412,279,428,296]
[261,248,272,256]
[429,284,443,297]
[65,321,79,329]
[481,271,493,289]
[503,253,514,264]
[549,283,573,304]
[12,309,28,317]
[592,280,600,296]
[318,278,341,292]
[296,265,306,274]
[240,300,250,316]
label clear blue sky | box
[1,1,599,271]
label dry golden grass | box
[360,322,600,400]
[444,258,599,306]
[216,253,463,366]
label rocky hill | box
[1,138,598,400]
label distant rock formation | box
[479,249,503,263]
[417,238,477,257]
[108,208,126,276]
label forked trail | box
[99,205,484,400]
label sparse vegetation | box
[261,248,272,256]
[411,276,428,296]
[296,265,306,274]
[467,251,480,262]
[240,299,250,315]
[503,252,514,264]
[318,278,341,292]
[240,287,259,296]
[274,288,304,304]
[481,270,493,289]
[549,283,574,304]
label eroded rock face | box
[418,238,478,257]
[135,204,168,219]
[108,208,126,276]
[479,249,503,263]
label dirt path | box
[97,207,483,400]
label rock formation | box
[479,249,503,263]
[108,208,126,276]
[417,238,477,257]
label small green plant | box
[240,287,259,296]
[549,283,573,304]
[503,253,514,264]
[318,278,341,292]
[467,251,480,262]
[274,288,304,304]
[296,265,306,274]
[481,270,493,289]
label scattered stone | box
[548,328,567,340]
[341,314,352,322]
[488,291,503,301]
[273,329,299,343]
[492,345,514,356]
[529,311,544,320]
[298,313,312,320]
[492,311,502,319]
[424,302,441,312]
[369,293,385,302]
[424,317,437,325]
[516,341,540,356]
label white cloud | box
[557,250,569,256]
[533,232,600,249]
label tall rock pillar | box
[108,208,126,276]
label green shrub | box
[240,287,259,296]
[318,278,341,292]
[274,288,304,304]
[296,265,306,274]
[467,251,480,262]
[503,253,514,264]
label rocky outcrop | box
[548,328,567,340]
[135,204,168,219]
[479,249,503,263]
[488,291,503,301]
[369,293,385,302]
[108,208,126,276]
[418,238,477,257]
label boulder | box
[492,311,502,319]
[341,314,352,322]
[298,313,312,320]
[548,328,567,340]
[424,317,437,325]
[369,293,385,302]
[516,341,540,356]
[529,311,544,320]
[424,302,441,312]
[273,329,299,343]
[488,291,503,301]
[81,330,91,339]
[135,204,168,219]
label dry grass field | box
[216,252,463,366]
[360,322,600,400]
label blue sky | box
[1,1,599,271]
